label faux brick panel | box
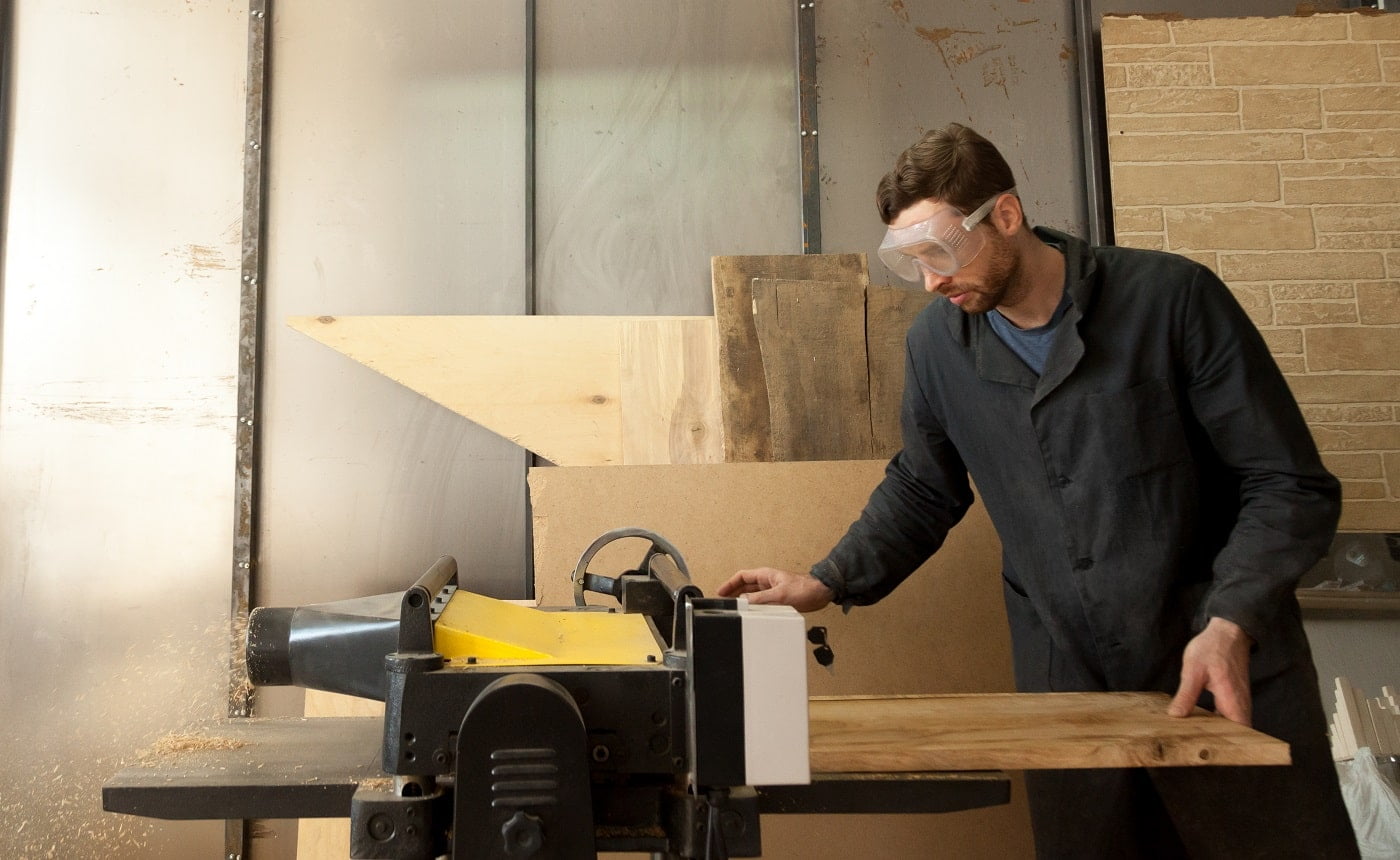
[1221,251,1384,281]
[1262,328,1304,353]
[1110,114,1240,133]
[1287,373,1400,404]
[1178,250,1220,273]
[1273,283,1356,300]
[1313,205,1400,233]
[1102,46,1210,64]
[1284,177,1400,205]
[1306,326,1400,371]
[1101,16,1171,45]
[1230,284,1274,324]
[1325,113,1400,130]
[1109,131,1302,163]
[1164,206,1313,251]
[1273,355,1307,373]
[1321,451,1385,480]
[1242,89,1322,130]
[1113,207,1164,232]
[1211,44,1381,86]
[1322,85,1400,113]
[1304,405,1395,423]
[1350,12,1400,42]
[1170,15,1350,44]
[1124,63,1213,89]
[1114,233,1165,251]
[1358,282,1400,324]
[1277,301,1359,325]
[1104,87,1238,115]
[1306,129,1400,159]
[1102,65,1128,89]
[1310,423,1400,452]
[1386,451,1400,485]
[1321,235,1398,251]
[1339,501,1400,531]
[1281,160,1400,177]
[1340,480,1388,500]
[1110,163,1279,205]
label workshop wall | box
[0,2,244,858]
[1102,11,1400,532]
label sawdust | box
[138,731,249,761]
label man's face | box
[888,198,1020,315]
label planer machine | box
[103,529,1008,858]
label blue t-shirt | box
[986,288,1072,376]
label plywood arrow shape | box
[289,315,723,467]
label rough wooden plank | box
[866,285,936,458]
[752,278,873,461]
[809,692,1291,773]
[288,315,719,467]
[619,317,723,465]
[710,255,868,462]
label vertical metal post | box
[229,1,270,856]
[795,0,821,254]
[1074,0,1113,246]
[523,0,538,599]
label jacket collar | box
[942,226,1098,397]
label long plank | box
[752,278,873,461]
[710,254,868,462]
[809,692,1291,773]
[288,315,719,466]
[619,317,724,465]
[865,284,935,457]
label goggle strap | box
[960,187,1016,231]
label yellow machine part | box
[434,590,663,667]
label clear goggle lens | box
[878,189,1014,282]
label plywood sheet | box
[866,285,935,458]
[288,315,720,466]
[711,255,869,462]
[810,692,1290,773]
[752,278,873,461]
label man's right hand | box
[715,567,835,613]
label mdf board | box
[751,278,873,461]
[528,459,1034,859]
[711,254,869,462]
[288,314,722,466]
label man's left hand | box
[1167,616,1253,726]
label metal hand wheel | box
[571,527,691,607]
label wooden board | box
[752,278,873,461]
[619,317,723,466]
[288,315,721,466]
[865,285,935,457]
[809,693,1290,774]
[711,254,868,462]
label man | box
[717,123,1358,858]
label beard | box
[941,234,1024,316]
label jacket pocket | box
[1082,376,1191,481]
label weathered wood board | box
[287,315,723,467]
[752,278,873,461]
[809,692,1290,773]
[711,254,869,463]
[866,285,935,457]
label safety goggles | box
[877,189,1015,282]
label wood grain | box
[619,317,723,465]
[710,254,868,462]
[288,315,720,467]
[809,692,1290,773]
[865,285,935,458]
[752,278,873,461]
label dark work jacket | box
[812,227,1341,695]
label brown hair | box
[875,123,1017,225]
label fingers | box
[1212,682,1253,726]
[716,568,774,597]
[1168,668,1204,718]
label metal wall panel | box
[817,0,1087,286]
[0,2,244,857]
[535,1,802,315]
[258,0,529,657]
